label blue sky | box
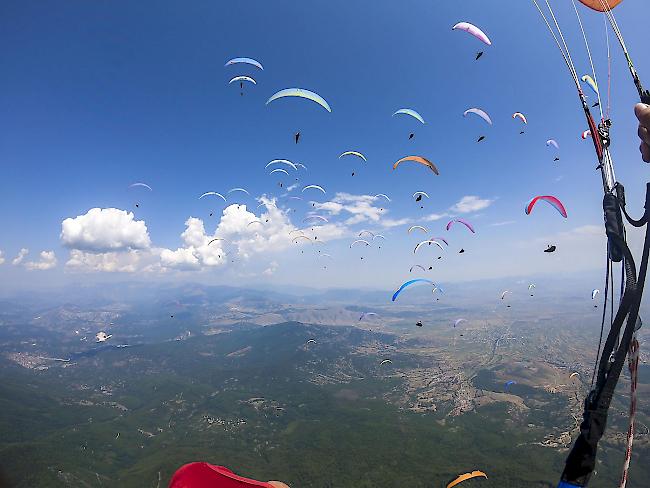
[0,0,648,291]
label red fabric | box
[169,463,272,488]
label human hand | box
[636,103,650,162]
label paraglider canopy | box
[446,219,475,233]
[392,108,425,124]
[129,182,153,191]
[581,74,599,96]
[392,279,435,301]
[229,76,256,85]
[463,108,492,125]
[452,22,492,46]
[546,139,559,149]
[339,151,367,162]
[525,195,568,218]
[169,463,287,488]
[96,331,112,343]
[512,112,527,124]
[577,0,623,12]
[393,156,439,175]
[225,57,264,70]
[446,471,488,488]
[266,88,332,112]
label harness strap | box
[618,338,640,488]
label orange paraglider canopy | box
[392,156,439,175]
[446,471,488,488]
[577,0,623,11]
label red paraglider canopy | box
[577,0,623,11]
[169,463,278,488]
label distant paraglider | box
[392,279,435,301]
[229,75,256,86]
[446,471,488,488]
[393,156,439,175]
[224,57,264,70]
[266,159,298,171]
[512,112,527,124]
[544,245,557,253]
[359,312,378,321]
[302,184,326,194]
[229,76,256,95]
[199,191,227,202]
[392,108,425,124]
[266,88,332,112]
[96,331,112,343]
[525,195,568,218]
[339,151,367,162]
[129,182,153,191]
[452,22,492,46]
[350,239,370,248]
[581,74,599,96]
[463,108,492,125]
[414,240,445,254]
[546,139,559,149]
[446,219,475,233]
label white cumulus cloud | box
[313,193,386,226]
[12,248,29,266]
[159,217,226,270]
[160,247,201,270]
[263,261,279,276]
[25,251,57,270]
[379,218,411,228]
[423,213,449,222]
[66,249,144,273]
[61,208,151,252]
[449,196,494,214]
[216,199,298,258]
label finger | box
[642,142,650,163]
[635,103,650,127]
[639,125,650,146]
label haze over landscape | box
[1,0,649,487]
